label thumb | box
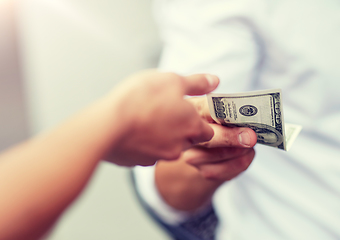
[183,74,219,96]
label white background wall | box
[1,0,170,239]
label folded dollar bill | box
[207,89,302,151]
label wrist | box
[85,95,128,159]
[155,160,222,212]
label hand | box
[155,98,257,211]
[185,125,256,181]
[104,70,219,166]
[185,97,257,181]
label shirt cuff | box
[133,165,191,225]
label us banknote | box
[207,89,302,151]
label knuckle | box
[221,131,233,146]
[220,127,240,147]
[154,72,182,93]
[165,72,183,86]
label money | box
[207,89,302,151]
[284,123,302,151]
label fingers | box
[198,124,257,148]
[182,74,219,96]
[184,146,255,181]
[196,149,255,181]
[185,147,251,165]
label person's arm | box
[0,96,120,240]
[0,70,219,240]
[154,97,257,212]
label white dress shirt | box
[135,0,340,239]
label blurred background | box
[0,0,170,239]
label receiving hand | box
[185,97,257,182]
[154,97,257,211]
[185,125,257,182]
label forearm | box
[0,96,122,240]
[155,159,222,212]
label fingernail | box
[238,131,251,147]
[205,74,219,88]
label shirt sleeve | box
[133,165,191,225]
[132,165,218,240]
